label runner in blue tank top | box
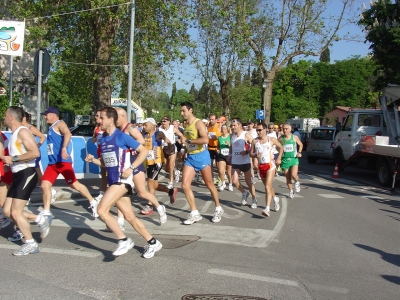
[40,107,99,227]
[86,107,163,258]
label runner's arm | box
[129,126,145,145]
[28,125,46,147]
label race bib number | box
[147,150,155,161]
[47,143,54,155]
[260,154,270,164]
[221,148,229,156]
[283,144,294,152]
[102,152,118,167]
[188,144,197,151]
[208,132,216,139]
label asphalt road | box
[0,160,399,300]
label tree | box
[207,0,354,123]
[320,48,331,63]
[358,0,400,88]
[10,1,191,111]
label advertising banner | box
[0,20,25,56]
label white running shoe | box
[273,196,280,211]
[288,190,294,199]
[142,240,162,259]
[257,173,261,180]
[50,189,58,204]
[113,238,134,256]
[193,174,198,183]
[295,182,301,193]
[212,207,224,223]
[94,191,104,202]
[251,176,257,184]
[158,205,167,225]
[183,212,202,225]
[251,199,257,209]
[118,220,125,232]
[8,229,24,242]
[262,208,270,217]
[13,242,39,256]
[38,216,50,238]
[241,191,249,205]
[228,184,233,192]
[174,170,180,183]
[167,182,174,190]
[90,200,99,218]
[219,182,226,191]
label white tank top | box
[267,132,279,154]
[159,125,175,146]
[249,128,257,139]
[231,131,250,165]
[255,137,274,165]
[8,126,36,173]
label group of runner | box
[0,102,303,258]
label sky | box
[167,0,372,95]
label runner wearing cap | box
[40,106,99,225]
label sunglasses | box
[256,129,264,132]
[268,127,274,129]
[162,119,169,122]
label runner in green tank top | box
[216,124,233,191]
[279,123,303,199]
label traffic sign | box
[256,110,265,120]
[0,87,6,95]
[33,48,51,79]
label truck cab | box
[334,109,387,161]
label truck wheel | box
[307,156,318,163]
[335,148,344,166]
[378,160,392,187]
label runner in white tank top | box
[250,123,283,217]
[229,118,257,207]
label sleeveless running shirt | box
[207,123,221,150]
[144,131,163,165]
[218,134,230,156]
[255,137,274,165]
[159,125,175,147]
[47,120,73,164]
[8,126,36,173]
[184,119,204,154]
[231,131,250,165]
[281,134,297,158]
[100,129,140,186]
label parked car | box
[70,124,96,137]
[306,127,337,163]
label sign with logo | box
[256,110,265,120]
[0,20,25,56]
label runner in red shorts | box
[250,123,283,217]
[40,107,98,225]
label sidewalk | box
[29,170,169,202]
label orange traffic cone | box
[332,163,339,178]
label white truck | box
[333,85,400,188]
[286,117,320,132]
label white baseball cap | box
[143,118,157,125]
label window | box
[358,114,380,127]
[311,129,336,140]
[343,115,354,131]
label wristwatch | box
[129,165,136,170]
[11,156,19,162]
[186,139,191,144]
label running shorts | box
[42,162,77,185]
[258,163,276,179]
[232,163,251,173]
[185,150,210,172]
[147,163,162,180]
[7,167,38,200]
[281,157,299,170]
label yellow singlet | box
[144,132,163,165]
[184,119,204,154]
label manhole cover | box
[182,295,267,300]
[152,234,200,249]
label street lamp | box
[171,104,174,121]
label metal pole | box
[36,50,43,131]
[126,0,135,123]
[8,56,13,107]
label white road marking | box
[208,268,299,287]
[308,283,349,294]
[0,244,100,257]
[318,194,344,199]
